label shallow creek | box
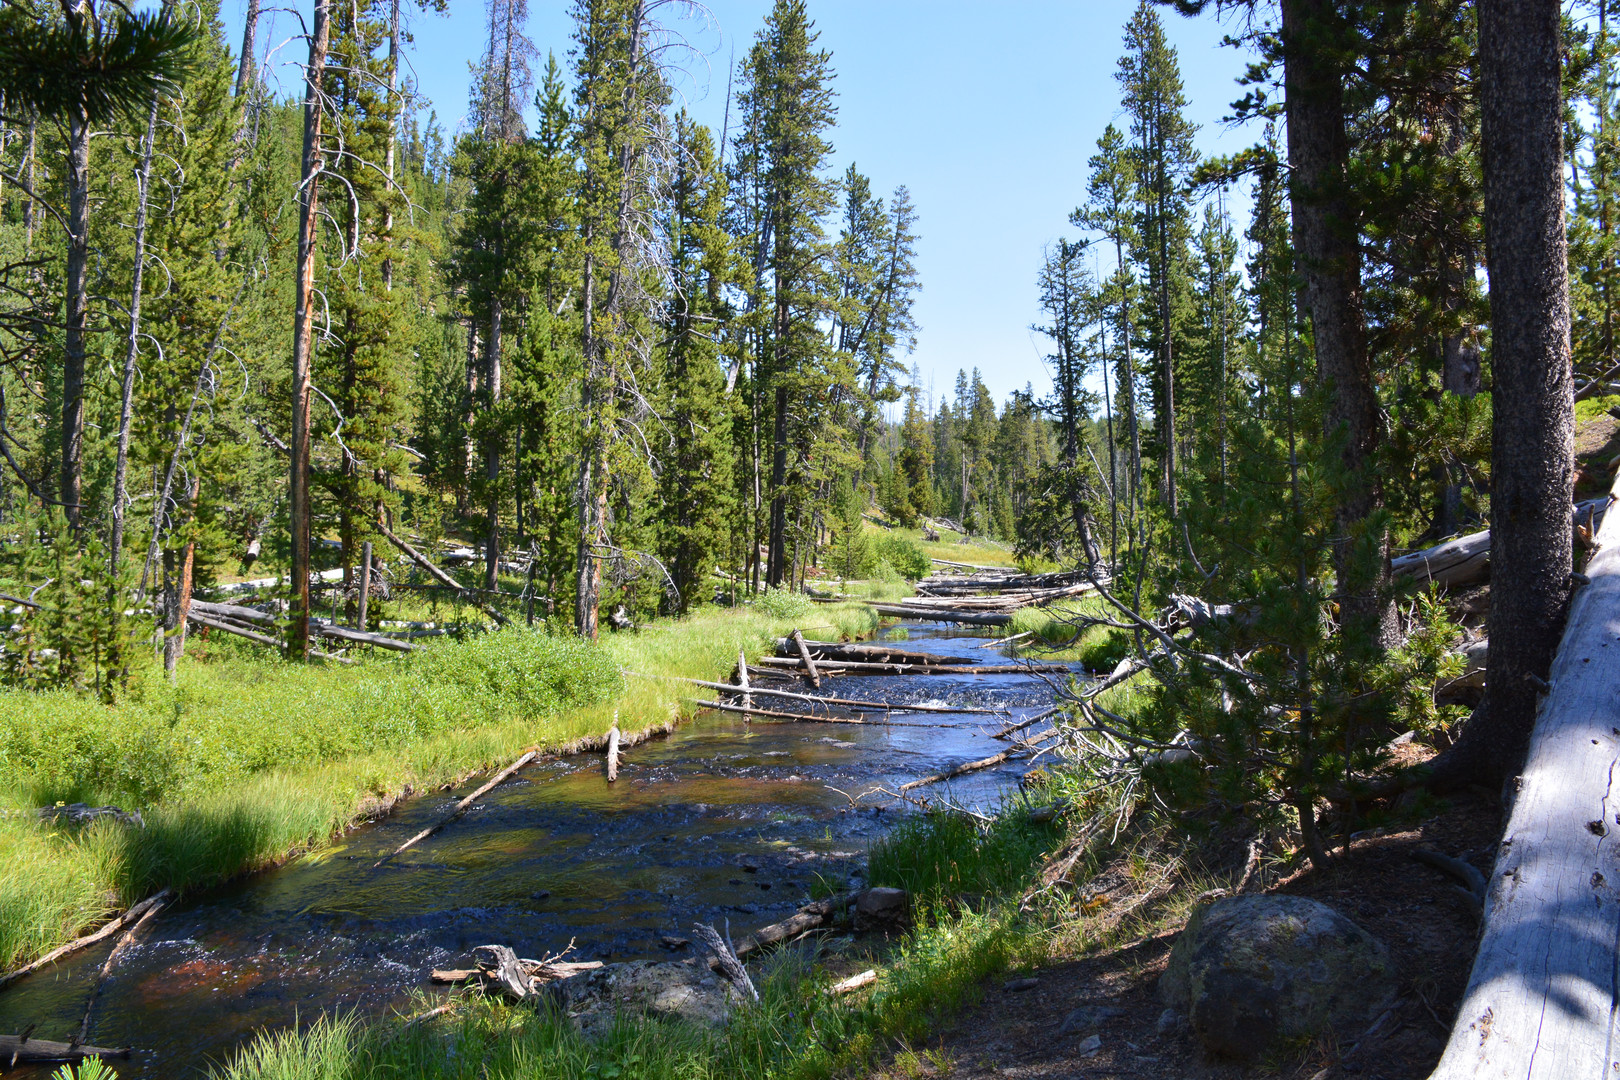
[1,624,1073,1077]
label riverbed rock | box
[1159,894,1396,1060]
[558,959,738,1035]
[854,886,910,931]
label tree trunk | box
[485,297,502,592]
[767,383,789,587]
[381,0,398,291]
[288,0,331,661]
[1281,0,1396,648]
[1436,0,1575,792]
[60,107,90,531]
[235,0,261,98]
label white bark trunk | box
[1428,484,1620,1078]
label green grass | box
[0,602,877,971]
[1576,393,1620,425]
[868,803,1065,906]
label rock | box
[1077,1033,1102,1057]
[1159,895,1397,1061]
[558,959,738,1036]
[854,886,910,931]
[1057,1004,1123,1036]
[1004,977,1040,992]
[1155,1008,1184,1035]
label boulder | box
[854,886,910,931]
[556,959,738,1036]
[1159,894,1397,1060]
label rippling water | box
[0,624,1071,1077]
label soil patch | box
[873,792,1499,1080]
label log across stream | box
[0,623,1076,1079]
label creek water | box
[0,624,1072,1078]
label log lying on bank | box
[729,893,856,961]
[1390,497,1606,588]
[186,599,420,653]
[1427,481,1620,1079]
[753,656,1070,676]
[377,521,508,626]
[688,699,952,727]
[777,639,975,667]
[673,676,1005,714]
[0,1034,129,1064]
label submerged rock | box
[1159,894,1396,1060]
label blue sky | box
[238,0,1262,409]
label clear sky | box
[236,0,1260,408]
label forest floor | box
[868,778,1499,1080]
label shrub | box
[870,536,930,581]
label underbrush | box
[0,603,876,970]
[1008,597,1114,661]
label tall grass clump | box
[867,807,1062,906]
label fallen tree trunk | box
[0,889,172,991]
[733,893,855,959]
[374,750,538,866]
[689,699,948,727]
[868,603,1013,626]
[790,629,821,689]
[315,622,418,652]
[1391,498,1606,588]
[779,640,973,666]
[672,676,1003,714]
[899,750,1021,791]
[753,656,1069,676]
[1427,486,1620,1079]
[376,521,507,626]
[186,610,283,650]
[0,1034,129,1063]
[606,723,619,782]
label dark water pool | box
[0,625,1071,1077]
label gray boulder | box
[854,887,910,931]
[557,959,739,1036]
[1159,894,1396,1060]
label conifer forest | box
[0,0,1614,1077]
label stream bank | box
[0,622,1074,1078]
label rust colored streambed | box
[0,624,1074,1077]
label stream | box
[0,623,1073,1077]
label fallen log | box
[0,889,172,991]
[782,640,973,666]
[374,750,538,866]
[791,629,821,689]
[993,707,1058,740]
[189,599,277,625]
[754,656,1069,676]
[827,969,878,995]
[0,1034,129,1063]
[430,959,601,984]
[737,649,752,714]
[869,603,1012,626]
[1391,497,1607,588]
[376,521,507,626]
[899,750,1021,791]
[689,699,949,727]
[1427,481,1620,1079]
[734,893,856,958]
[672,676,1004,714]
[315,622,418,652]
[976,630,1033,649]
[606,722,620,783]
[187,610,282,650]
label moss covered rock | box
[1159,894,1396,1060]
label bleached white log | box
[1428,487,1620,1079]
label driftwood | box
[1427,484,1620,1079]
[430,959,600,984]
[0,1034,129,1064]
[869,603,1013,626]
[733,893,856,959]
[782,640,975,666]
[828,969,878,994]
[431,948,602,1000]
[0,889,172,992]
[689,699,946,727]
[606,722,620,782]
[693,922,758,1001]
[790,629,821,689]
[1391,498,1606,589]
[674,676,1003,714]
[754,656,1068,676]
[374,750,538,867]
[737,650,752,713]
[899,750,1021,791]
[376,521,508,626]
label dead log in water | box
[0,889,173,992]
[606,722,620,782]
[899,750,1022,791]
[868,603,1013,626]
[0,1034,129,1064]
[790,629,821,689]
[779,640,975,666]
[374,750,539,867]
[754,656,1069,676]
[671,675,1004,713]
[689,699,952,727]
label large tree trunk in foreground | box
[288,0,331,661]
[1281,0,1396,649]
[1436,0,1575,793]
[1427,485,1614,1080]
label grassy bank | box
[0,601,876,971]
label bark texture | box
[1446,0,1576,788]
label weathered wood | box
[375,521,507,626]
[827,969,877,995]
[1427,486,1620,1079]
[993,707,1058,740]
[431,959,601,984]
[791,629,821,689]
[1391,498,1606,588]
[869,603,1013,626]
[689,699,946,727]
[190,599,277,624]
[976,630,1033,649]
[187,610,283,650]
[674,675,1004,714]
[357,540,372,629]
[737,649,751,715]
[754,656,1068,676]
[783,640,974,666]
[374,750,538,866]
[605,722,620,783]
[899,750,1020,792]
[692,922,757,1001]
[472,945,530,1000]
[0,1034,129,1063]
[316,622,418,652]
[0,889,172,991]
